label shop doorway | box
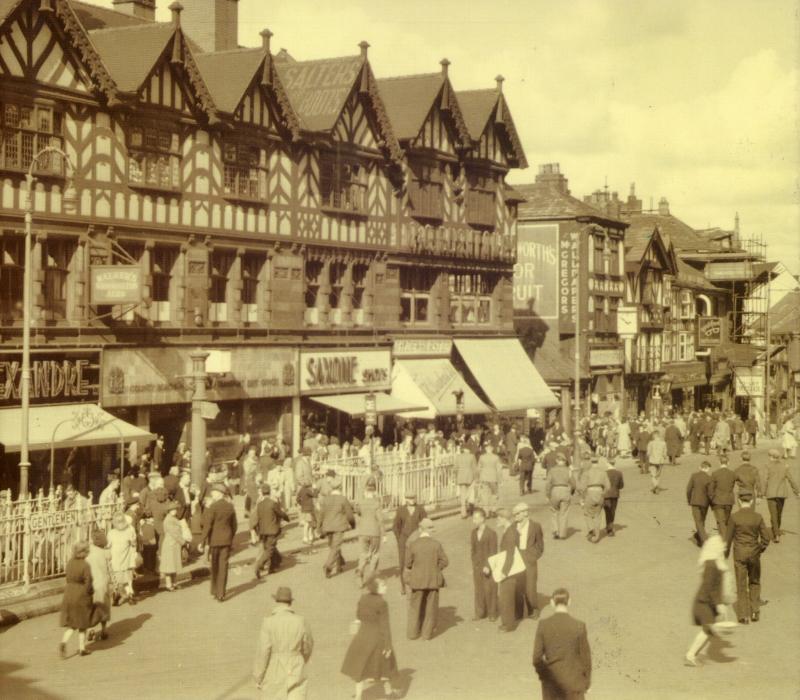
[149,404,189,472]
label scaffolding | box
[734,234,768,344]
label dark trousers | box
[703,436,712,454]
[521,561,539,616]
[734,555,761,619]
[407,588,439,640]
[498,575,522,629]
[209,545,230,600]
[472,567,498,619]
[324,531,345,574]
[519,469,533,495]
[767,498,785,539]
[254,534,281,575]
[541,679,585,700]
[603,497,618,532]
[713,505,732,537]
[691,505,709,544]
[396,536,408,591]
[748,432,757,447]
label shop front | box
[589,346,624,417]
[662,361,707,412]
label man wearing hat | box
[504,503,544,620]
[406,517,448,640]
[455,442,478,519]
[709,455,736,538]
[577,457,611,544]
[199,484,237,601]
[686,461,713,546]
[545,454,575,540]
[253,587,314,699]
[392,493,428,595]
[763,448,800,543]
[477,442,502,517]
[294,447,313,491]
[254,484,290,580]
[319,480,355,578]
[733,451,763,502]
[354,476,383,586]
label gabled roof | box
[624,212,705,252]
[675,258,718,291]
[624,226,674,276]
[375,73,443,141]
[72,0,151,30]
[457,88,528,168]
[516,182,625,226]
[770,290,800,335]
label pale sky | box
[97,0,799,272]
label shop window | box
[241,253,264,324]
[320,155,366,215]
[400,267,436,324]
[0,234,24,321]
[44,238,73,321]
[151,246,177,323]
[127,124,181,191]
[678,331,693,361]
[465,171,495,228]
[448,272,493,325]
[222,142,267,201]
[408,162,443,220]
[680,290,693,319]
[209,250,234,323]
[0,102,64,175]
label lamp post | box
[189,350,210,487]
[19,146,77,499]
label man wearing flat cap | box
[254,483,290,580]
[253,587,314,699]
[763,448,800,543]
[392,493,428,595]
[504,502,544,620]
[406,517,448,640]
[354,476,384,586]
[319,481,355,578]
[199,484,237,601]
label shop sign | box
[102,347,297,407]
[0,350,100,408]
[90,265,142,305]
[513,223,558,319]
[735,367,764,397]
[587,278,625,295]
[300,349,391,395]
[364,393,377,426]
[698,317,723,347]
[589,348,624,367]
[393,338,453,358]
[558,230,580,334]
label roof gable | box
[457,87,527,168]
[626,226,675,274]
[375,73,443,141]
[332,88,380,151]
[516,182,623,224]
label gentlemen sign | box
[300,349,391,395]
[0,351,100,407]
[514,223,558,319]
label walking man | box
[578,458,611,543]
[545,454,574,540]
[354,477,383,585]
[477,443,502,517]
[505,503,544,619]
[763,448,800,543]
[686,461,713,546]
[254,484,289,580]
[646,429,668,494]
[253,587,314,699]
[470,507,498,621]
[199,484,237,602]
[455,443,477,519]
[710,455,736,538]
[725,490,771,624]
[406,518,448,640]
[733,451,764,502]
[532,588,592,700]
[516,436,536,496]
[603,458,624,537]
[391,493,427,595]
[319,481,355,578]
[496,507,521,632]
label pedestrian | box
[108,511,138,605]
[763,448,799,543]
[405,517,448,640]
[496,507,521,632]
[532,588,592,698]
[603,458,624,538]
[199,484,237,602]
[646,429,668,494]
[86,530,112,642]
[516,436,535,496]
[577,457,611,543]
[354,477,383,586]
[163,465,181,498]
[635,422,651,474]
[686,461,713,546]
[545,454,574,540]
[253,587,314,699]
[98,474,120,506]
[477,442,502,517]
[295,479,317,545]
[712,417,731,456]
[280,456,297,513]
[665,419,683,464]
[617,417,632,457]
[744,414,758,447]
[159,501,184,591]
[341,577,400,700]
[733,451,763,502]
[780,415,797,458]
[59,541,94,658]
[470,507,498,621]
[684,534,729,666]
[700,413,716,455]
[455,443,477,518]
[709,455,736,539]
[391,494,427,595]
[253,483,290,579]
[505,503,544,619]
[725,490,771,624]
[319,481,355,578]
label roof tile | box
[375,73,442,141]
[194,48,264,114]
[89,23,174,92]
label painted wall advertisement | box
[734,367,764,397]
[559,230,581,334]
[513,223,559,319]
[300,348,392,395]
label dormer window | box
[222,142,267,201]
[127,124,181,191]
[320,155,366,215]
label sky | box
[99,0,799,272]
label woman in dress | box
[59,541,93,658]
[159,501,184,591]
[781,413,797,458]
[107,511,138,605]
[685,534,727,666]
[86,529,113,641]
[341,577,399,700]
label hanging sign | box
[90,265,142,305]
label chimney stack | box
[440,58,450,77]
[260,28,273,53]
[624,182,642,215]
[112,0,156,21]
[359,41,370,59]
[658,197,670,216]
[180,0,239,53]
[535,163,570,195]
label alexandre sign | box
[0,351,100,408]
[300,348,391,395]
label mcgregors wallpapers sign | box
[300,348,391,395]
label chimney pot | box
[440,58,450,76]
[495,74,504,91]
[260,28,273,52]
[359,41,370,58]
[169,1,183,27]
[658,197,670,216]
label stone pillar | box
[229,248,243,325]
[291,396,301,457]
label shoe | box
[59,643,66,659]
[553,534,560,540]
[738,617,749,625]
[498,625,512,633]
[759,599,769,606]
[751,612,759,622]
[608,530,615,537]
[684,654,697,667]
[773,537,780,544]
[79,650,91,657]
[324,567,331,579]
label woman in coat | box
[665,420,683,464]
[59,541,94,658]
[685,534,728,666]
[159,501,184,591]
[341,577,399,700]
[86,529,113,641]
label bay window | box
[320,155,367,214]
[448,272,493,325]
[127,124,181,191]
[223,142,267,201]
[0,101,64,174]
[408,161,443,220]
[465,171,495,228]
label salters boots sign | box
[0,351,100,407]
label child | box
[296,481,317,545]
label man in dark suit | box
[686,461,713,546]
[405,518,448,640]
[763,448,800,542]
[470,507,498,621]
[734,451,764,502]
[725,490,771,623]
[163,465,180,498]
[710,455,736,538]
[199,484,238,602]
[602,458,624,537]
[533,588,592,700]
[505,502,545,620]
[318,482,354,578]
[253,483,289,579]
[700,412,716,455]
[392,493,428,594]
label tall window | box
[678,331,694,361]
[594,295,604,332]
[680,289,693,319]
[241,253,264,323]
[223,142,267,200]
[209,250,234,323]
[408,162,443,220]
[44,238,73,320]
[320,156,366,214]
[593,236,605,273]
[128,124,180,190]
[465,171,495,228]
[305,260,324,310]
[328,261,346,310]
[609,238,620,275]
[448,272,493,325]
[0,102,64,174]
[0,235,24,321]
[400,267,436,324]
[151,246,176,323]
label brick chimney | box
[624,182,642,215]
[180,0,239,53]
[535,163,570,195]
[658,197,670,216]
[112,0,156,21]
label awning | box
[662,361,707,389]
[454,338,560,411]
[391,359,491,419]
[0,404,154,453]
[309,392,426,416]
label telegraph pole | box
[189,350,209,486]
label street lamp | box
[19,146,77,499]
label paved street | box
[1,442,798,700]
